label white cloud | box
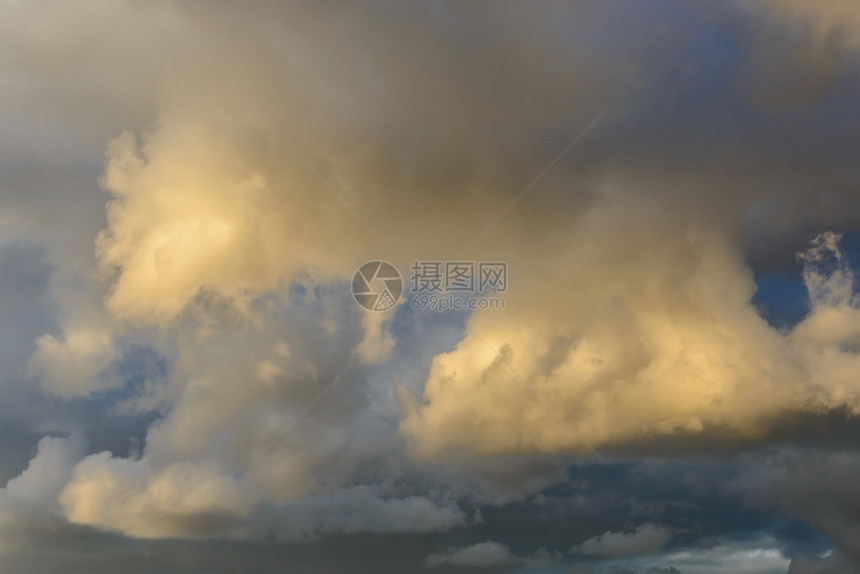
[644,536,790,574]
[0,434,86,551]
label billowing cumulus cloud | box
[0,435,85,550]
[400,229,860,457]
[96,122,363,324]
[61,453,252,539]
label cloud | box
[649,539,791,574]
[574,535,794,574]
[264,486,466,540]
[751,0,860,49]
[571,523,673,558]
[59,450,465,540]
[59,452,255,539]
[0,434,86,550]
[354,310,397,365]
[95,124,358,324]
[426,541,515,568]
[400,226,860,458]
[0,242,57,403]
[425,541,556,569]
[2,0,860,571]
[734,448,860,563]
[28,328,116,397]
[789,551,860,574]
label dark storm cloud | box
[733,447,860,564]
[789,551,860,574]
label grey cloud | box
[425,540,559,570]
[789,551,860,574]
[261,486,468,540]
[426,541,516,568]
[734,448,860,563]
[571,523,673,558]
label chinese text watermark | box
[352,260,507,312]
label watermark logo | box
[411,261,507,294]
[352,261,403,311]
[353,260,507,312]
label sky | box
[1,1,860,572]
